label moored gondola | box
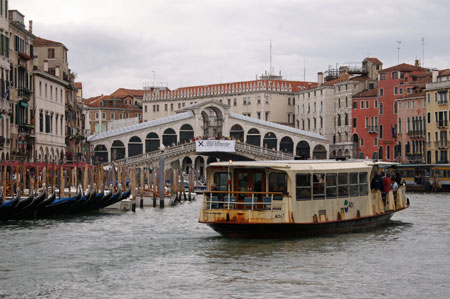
[96,188,123,210]
[37,191,82,217]
[0,193,22,221]
[8,191,47,220]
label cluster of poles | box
[0,157,197,221]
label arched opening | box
[182,156,193,174]
[195,156,205,181]
[296,141,310,159]
[201,106,223,138]
[163,128,177,146]
[128,136,143,157]
[145,133,160,153]
[352,133,359,158]
[230,124,244,141]
[344,149,350,158]
[246,128,260,146]
[1,153,4,160]
[263,132,277,150]
[279,136,293,154]
[337,149,343,157]
[312,145,327,159]
[111,140,125,161]
[93,145,108,164]
[329,150,336,159]
[179,124,194,143]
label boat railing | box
[202,191,285,211]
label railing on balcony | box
[18,87,33,98]
[407,153,423,162]
[437,100,448,106]
[368,126,379,133]
[437,120,448,128]
[435,141,449,149]
[407,130,426,138]
[18,123,34,135]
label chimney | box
[432,70,439,83]
[415,59,420,67]
[29,20,33,33]
[317,72,324,85]
[44,60,48,72]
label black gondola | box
[0,193,27,221]
[8,191,47,220]
[89,190,113,211]
[37,191,82,217]
[96,188,123,210]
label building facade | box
[425,69,450,164]
[8,10,34,161]
[143,76,315,128]
[0,3,11,160]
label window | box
[399,88,403,95]
[269,173,287,196]
[233,98,237,106]
[338,173,349,198]
[171,103,173,111]
[360,138,364,146]
[296,174,311,200]
[313,173,325,200]
[353,118,357,128]
[144,105,147,113]
[325,173,337,198]
[359,173,368,195]
[374,99,378,108]
[39,111,43,132]
[119,113,123,119]
[214,172,228,192]
[102,112,106,119]
[349,173,359,197]
[360,101,364,109]
[95,112,99,119]
[111,113,114,120]
[366,101,369,109]
[374,138,378,146]
[48,48,55,59]
[45,114,50,133]
[394,86,398,94]
[379,102,383,114]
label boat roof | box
[209,159,388,171]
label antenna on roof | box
[396,40,402,64]
[270,40,273,75]
[421,37,425,67]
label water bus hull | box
[205,211,396,238]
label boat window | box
[296,174,311,201]
[269,172,287,195]
[338,173,349,198]
[313,173,325,200]
[326,173,337,198]
[359,172,368,196]
[214,172,228,191]
[350,172,359,197]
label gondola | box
[89,190,113,211]
[0,193,22,221]
[38,191,82,217]
[7,191,47,220]
[96,188,123,210]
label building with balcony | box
[8,10,35,161]
[0,2,11,161]
[395,72,430,163]
[425,69,450,163]
[33,36,86,162]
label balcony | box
[407,152,423,162]
[19,87,33,98]
[407,130,426,138]
[437,120,448,128]
[435,141,449,149]
[368,126,379,133]
[438,100,448,106]
[18,123,34,136]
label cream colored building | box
[34,70,67,161]
[295,58,382,159]
[143,75,315,129]
[425,69,450,163]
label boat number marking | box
[275,213,284,219]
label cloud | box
[11,0,450,97]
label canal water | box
[1,193,449,299]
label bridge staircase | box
[111,141,294,167]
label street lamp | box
[159,144,165,208]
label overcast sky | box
[12,0,450,98]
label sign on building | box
[196,140,236,153]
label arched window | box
[246,128,260,146]
[145,133,160,152]
[263,132,277,150]
[111,140,125,160]
[128,136,143,157]
[230,124,244,141]
[163,128,177,146]
[179,124,194,143]
[279,136,293,153]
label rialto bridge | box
[87,100,329,178]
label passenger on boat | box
[391,176,398,203]
[382,172,391,203]
[370,171,384,191]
